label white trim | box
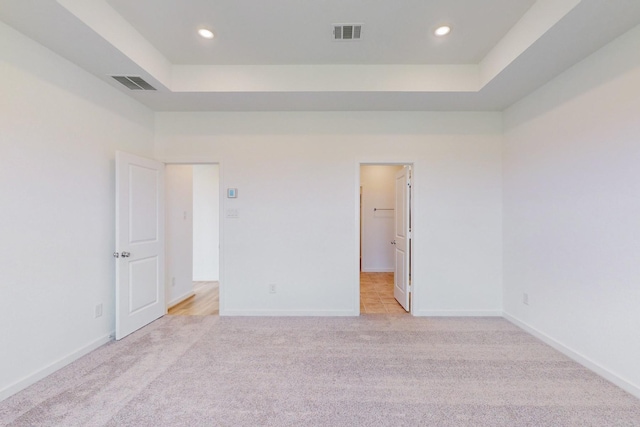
[354,162,362,314]
[361,268,394,273]
[221,309,358,317]
[413,309,503,317]
[157,156,221,164]
[167,291,195,309]
[0,333,113,402]
[504,312,640,399]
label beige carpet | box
[1,316,639,426]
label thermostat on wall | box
[227,188,238,198]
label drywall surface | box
[503,25,640,395]
[155,111,503,316]
[360,165,403,272]
[165,165,194,305]
[193,164,219,281]
[0,22,154,399]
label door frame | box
[162,158,225,315]
[356,161,415,315]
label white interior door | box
[115,151,165,340]
[394,166,411,311]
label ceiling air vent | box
[333,24,362,41]
[111,76,156,91]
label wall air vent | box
[111,76,156,91]
[333,24,362,41]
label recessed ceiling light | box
[434,26,451,37]
[198,28,215,39]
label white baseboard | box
[167,291,195,309]
[413,309,503,317]
[0,333,113,402]
[361,268,394,273]
[220,309,358,316]
[503,312,640,399]
[222,309,502,317]
[192,276,219,282]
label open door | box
[115,151,165,340]
[393,166,411,311]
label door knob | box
[390,240,396,245]
[113,252,120,258]
[121,251,131,258]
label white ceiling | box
[1,0,640,112]
[106,0,536,65]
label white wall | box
[193,164,219,281]
[360,165,403,272]
[0,22,155,399]
[155,112,503,316]
[165,165,194,306]
[503,25,640,396]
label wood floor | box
[168,281,219,316]
[360,272,408,314]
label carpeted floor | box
[1,316,639,426]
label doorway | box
[359,164,412,314]
[165,164,220,316]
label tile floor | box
[360,272,408,314]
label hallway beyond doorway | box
[360,272,407,314]
[168,281,219,316]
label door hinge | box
[407,284,412,293]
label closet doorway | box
[359,164,412,314]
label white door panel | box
[129,164,161,243]
[115,151,165,340]
[128,257,160,313]
[394,167,411,312]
